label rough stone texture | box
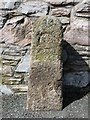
[0,17,32,46]
[45,0,82,5]
[17,1,49,16]
[64,71,90,87]
[0,16,7,29]
[15,51,30,73]
[51,8,71,17]
[28,16,63,111]
[63,0,90,71]
[0,0,21,10]
[75,0,90,18]
[59,17,70,24]
[0,16,32,46]
[0,43,29,93]
[64,18,88,46]
[64,0,89,46]
[0,85,13,95]
[0,0,89,94]
[0,10,7,29]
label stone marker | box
[28,16,63,111]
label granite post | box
[28,16,63,111]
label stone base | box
[28,61,62,111]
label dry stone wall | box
[0,0,89,94]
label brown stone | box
[64,19,89,45]
[28,16,63,111]
[64,0,89,46]
[0,16,32,46]
[51,8,71,17]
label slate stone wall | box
[0,0,89,94]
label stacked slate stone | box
[0,43,29,94]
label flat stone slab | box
[0,48,3,55]
[0,0,21,10]
[15,52,30,73]
[0,84,13,95]
[17,1,49,16]
[45,0,81,5]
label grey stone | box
[0,43,9,49]
[17,1,49,16]
[2,60,18,66]
[60,94,88,118]
[28,16,63,111]
[15,52,30,73]
[6,16,24,25]
[5,44,21,51]
[0,1,5,10]
[0,0,21,10]
[0,16,7,29]
[75,0,90,18]
[73,44,90,52]
[2,54,21,61]
[0,48,3,55]
[64,71,90,87]
[3,52,21,56]
[59,17,70,24]
[0,10,7,17]
[70,0,90,20]
[3,48,21,56]
[0,84,13,95]
[45,0,82,5]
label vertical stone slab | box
[28,16,63,111]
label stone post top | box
[32,15,63,62]
[34,15,62,26]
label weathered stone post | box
[28,16,63,111]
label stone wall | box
[0,0,89,94]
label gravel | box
[2,92,89,118]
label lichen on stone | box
[32,16,62,62]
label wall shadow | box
[62,40,90,109]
